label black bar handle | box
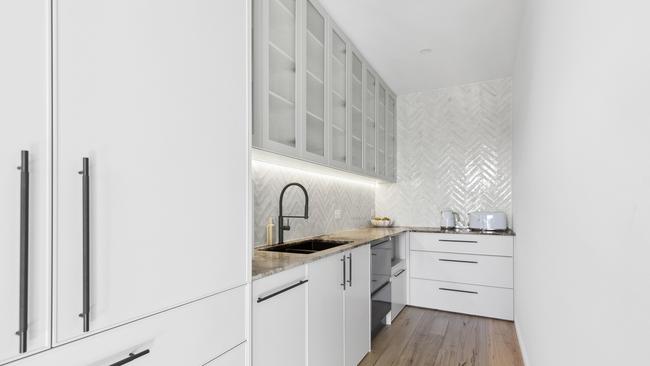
[438,239,478,244]
[257,280,308,303]
[393,269,405,277]
[341,256,346,290]
[108,349,151,366]
[347,253,352,287]
[16,151,29,353]
[439,287,478,295]
[78,157,90,332]
[439,259,479,264]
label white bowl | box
[370,219,393,227]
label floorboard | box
[359,307,524,366]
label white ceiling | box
[319,0,524,95]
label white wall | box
[513,1,650,365]
[376,78,513,227]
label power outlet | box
[334,209,342,219]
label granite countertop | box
[252,226,515,280]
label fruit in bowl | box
[370,216,393,227]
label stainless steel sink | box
[261,239,352,254]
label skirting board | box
[514,319,530,366]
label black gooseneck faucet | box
[278,182,309,244]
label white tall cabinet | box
[0,0,51,363]
[253,0,397,182]
[53,0,248,344]
[1,0,250,364]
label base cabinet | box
[11,286,246,366]
[409,232,514,320]
[252,265,308,366]
[344,245,371,366]
[309,245,370,366]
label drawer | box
[410,232,513,256]
[14,286,246,366]
[205,343,246,365]
[391,267,407,320]
[410,251,513,288]
[410,278,513,320]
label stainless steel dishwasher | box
[371,238,393,338]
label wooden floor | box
[360,307,524,366]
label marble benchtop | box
[252,226,515,281]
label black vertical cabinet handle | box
[347,253,352,287]
[341,256,346,290]
[16,151,29,353]
[78,157,90,332]
[108,349,151,366]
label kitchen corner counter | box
[252,226,515,280]
[253,227,408,280]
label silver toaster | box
[468,211,508,231]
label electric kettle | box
[440,209,459,229]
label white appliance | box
[468,211,508,231]
[440,209,459,229]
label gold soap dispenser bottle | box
[266,217,275,245]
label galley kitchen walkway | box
[360,306,524,366]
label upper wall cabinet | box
[386,94,397,181]
[253,0,397,182]
[253,0,300,155]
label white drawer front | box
[14,286,246,366]
[410,232,513,256]
[410,278,513,320]
[410,251,513,288]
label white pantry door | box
[0,0,51,363]
[54,0,249,343]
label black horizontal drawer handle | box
[257,279,308,303]
[439,287,478,295]
[109,349,150,366]
[439,259,478,264]
[394,269,405,277]
[438,239,478,244]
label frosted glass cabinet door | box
[330,29,347,167]
[303,0,327,162]
[264,0,300,154]
[376,84,386,177]
[364,71,376,174]
[54,0,248,344]
[386,94,397,180]
[348,52,364,171]
[0,0,51,363]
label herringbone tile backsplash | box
[376,78,513,227]
[252,161,375,246]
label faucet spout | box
[278,182,309,244]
